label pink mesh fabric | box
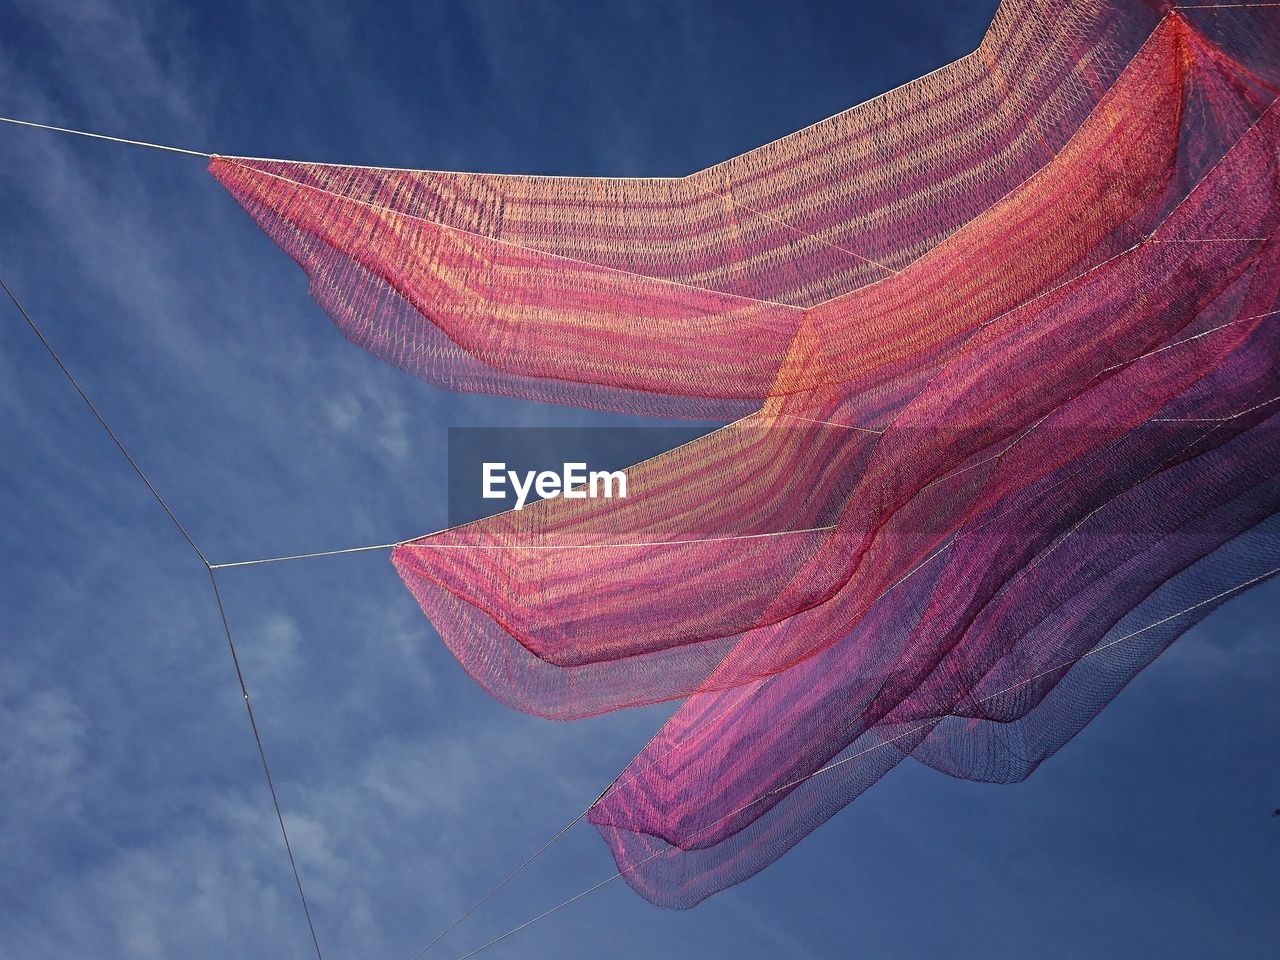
[214,2,1280,907]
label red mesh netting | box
[214,1,1280,907]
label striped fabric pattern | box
[213,1,1280,907]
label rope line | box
[1173,4,1280,10]
[1,107,885,292]
[406,382,1278,957]
[413,355,1280,958]
[212,524,839,569]
[405,632,804,957]
[2,63,1276,959]
[0,115,210,157]
[208,308,1278,572]
[211,540,407,568]
[702,184,901,276]
[404,644,785,959]
[0,276,208,561]
[218,157,805,310]
[209,409,870,570]
[446,559,1280,960]
[404,811,592,960]
[401,756,646,960]
[0,36,977,180]
[0,274,324,960]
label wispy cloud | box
[2,1,1274,958]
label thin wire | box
[419,304,1280,957]
[0,115,210,157]
[405,814,590,960]
[0,274,324,960]
[702,184,901,277]
[0,57,984,181]
[208,568,326,960]
[451,871,624,960]
[211,540,408,568]
[211,279,1280,570]
[213,524,837,569]
[240,231,1280,955]
[0,42,979,182]
[210,408,857,570]
[2,34,1273,951]
[224,48,983,178]
[412,381,1275,958]
[448,560,1280,960]
[776,413,885,434]
[0,8,1257,184]
[243,295,1280,953]
[1153,392,1280,421]
[404,650,783,958]
[402,783,617,960]
[0,5,1268,934]
[217,158,804,311]
[0,109,838,959]
[228,306,1276,572]
[406,525,839,550]
[0,275,208,561]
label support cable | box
[1,274,325,960]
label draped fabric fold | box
[214,0,1280,907]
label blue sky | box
[1,1,1277,957]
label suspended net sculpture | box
[212,0,1280,908]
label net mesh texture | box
[212,0,1280,908]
